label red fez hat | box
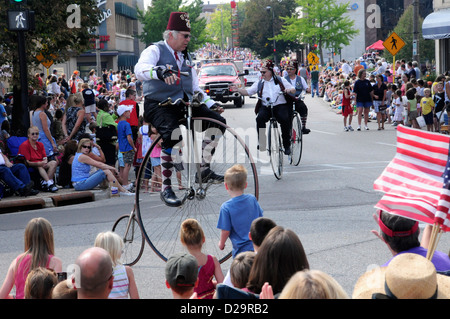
[287,60,298,70]
[167,12,191,32]
[261,60,274,71]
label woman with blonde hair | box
[94,231,139,299]
[278,270,349,299]
[0,217,62,299]
[62,93,87,142]
[71,138,131,195]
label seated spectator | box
[73,247,114,299]
[24,267,57,299]
[0,217,62,299]
[229,251,256,290]
[371,210,450,274]
[165,252,199,299]
[249,217,277,252]
[52,279,77,299]
[353,253,450,299]
[94,231,140,299]
[71,138,132,195]
[180,219,224,299]
[18,126,58,192]
[246,226,309,295]
[263,269,349,299]
[0,148,38,196]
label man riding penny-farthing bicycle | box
[135,12,226,207]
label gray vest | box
[142,41,193,101]
[284,75,304,97]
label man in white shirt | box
[231,60,295,155]
[134,12,225,207]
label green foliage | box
[381,4,435,62]
[206,4,232,48]
[277,0,358,64]
[0,0,101,86]
[239,0,298,61]
[137,0,207,51]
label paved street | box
[1,94,449,299]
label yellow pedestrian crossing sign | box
[383,32,405,56]
[307,52,319,65]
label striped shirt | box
[108,264,129,299]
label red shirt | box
[119,99,139,127]
[18,139,46,162]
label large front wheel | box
[268,121,283,179]
[135,117,259,263]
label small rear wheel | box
[268,121,283,179]
[290,113,303,166]
[112,214,145,266]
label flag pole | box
[426,223,441,260]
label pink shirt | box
[14,254,53,299]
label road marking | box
[376,142,396,147]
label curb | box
[0,188,111,214]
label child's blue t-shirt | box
[217,194,263,258]
[117,120,133,152]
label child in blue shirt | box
[117,104,136,190]
[217,164,263,258]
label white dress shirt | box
[134,41,215,107]
[246,76,294,106]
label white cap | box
[117,105,133,116]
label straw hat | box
[353,253,450,299]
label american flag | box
[374,125,450,232]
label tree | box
[239,0,298,62]
[206,4,232,49]
[381,4,435,63]
[276,0,358,64]
[0,0,101,135]
[137,0,207,51]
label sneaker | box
[160,187,182,207]
[357,126,361,131]
[348,126,354,131]
[123,183,133,191]
[365,126,369,130]
[344,126,349,132]
[120,191,135,197]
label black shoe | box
[48,183,58,193]
[302,128,311,134]
[284,148,291,156]
[197,168,224,184]
[160,187,182,207]
[18,182,39,197]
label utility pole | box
[412,0,419,63]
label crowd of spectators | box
[299,56,450,132]
[0,68,142,198]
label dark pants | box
[144,96,226,149]
[0,163,30,191]
[294,99,308,118]
[256,103,291,150]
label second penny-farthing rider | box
[231,60,295,155]
[134,12,226,207]
[284,60,311,135]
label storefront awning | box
[423,9,450,40]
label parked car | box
[244,67,260,87]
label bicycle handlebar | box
[158,92,204,107]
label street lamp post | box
[266,5,276,65]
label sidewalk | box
[0,187,111,214]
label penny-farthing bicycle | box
[113,93,258,264]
